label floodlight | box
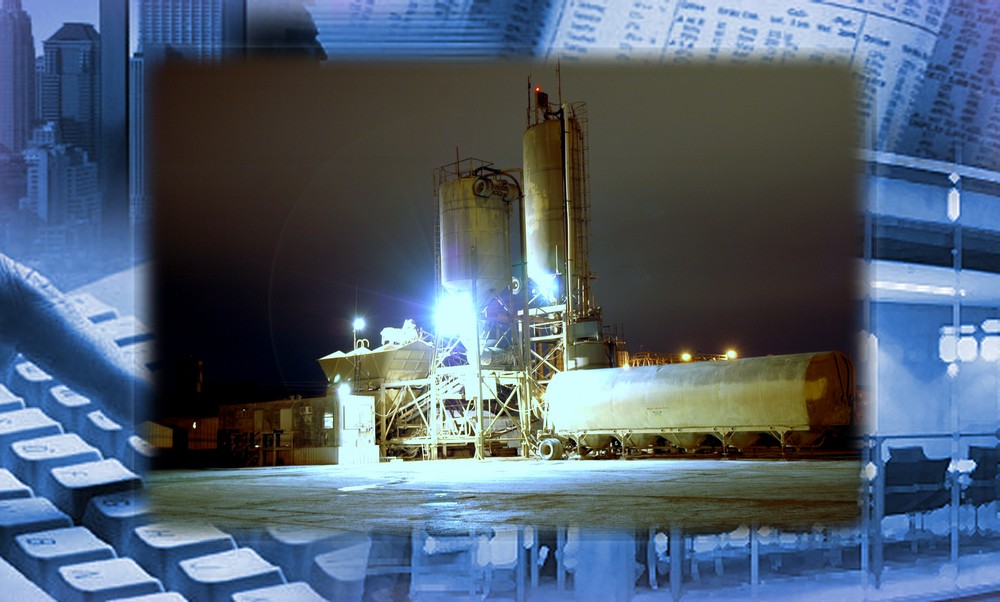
[435,291,477,343]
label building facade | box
[0,0,34,154]
[38,23,101,158]
[140,0,246,63]
[100,0,130,256]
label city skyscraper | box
[38,23,101,157]
[22,132,100,227]
[130,0,246,236]
[129,53,148,225]
[21,120,102,261]
[100,0,130,258]
[140,0,246,62]
[0,0,35,154]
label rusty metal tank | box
[543,351,855,452]
[439,175,512,304]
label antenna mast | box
[557,57,562,106]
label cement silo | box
[522,117,564,290]
[438,168,514,307]
[522,96,593,315]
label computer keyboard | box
[0,285,332,601]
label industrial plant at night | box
[216,82,859,466]
[3,0,998,600]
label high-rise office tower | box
[22,123,100,227]
[100,0,130,257]
[140,0,246,63]
[129,53,148,225]
[0,0,35,154]
[132,0,245,237]
[39,23,101,158]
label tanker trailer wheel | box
[538,438,564,461]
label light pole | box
[352,316,365,393]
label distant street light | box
[726,349,738,360]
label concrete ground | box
[147,457,862,535]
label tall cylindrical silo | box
[522,118,565,293]
[438,175,511,306]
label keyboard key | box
[49,458,141,520]
[120,340,157,372]
[309,538,372,600]
[95,316,154,348]
[0,407,63,462]
[109,593,188,602]
[123,435,157,474]
[81,410,126,458]
[0,383,25,412]
[52,557,163,601]
[12,526,116,586]
[8,361,54,406]
[131,523,236,587]
[44,385,94,433]
[232,581,327,602]
[66,292,118,324]
[0,555,57,602]
[247,524,346,582]
[0,467,33,499]
[10,433,102,492]
[176,548,285,601]
[83,491,152,552]
[0,497,72,556]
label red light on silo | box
[535,87,541,92]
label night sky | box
[152,61,859,406]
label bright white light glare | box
[725,349,738,360]
[535,274,558,302]
[337,383,351,398]
[435,292,477,343]
[983,319,1000,334]
[957,337,978,362]
[982,337,1000,362]
[681,352,692,362]
[874,281,958,297]
[939,334,958,363]
[353,317,365,331]
[947,187,961,222]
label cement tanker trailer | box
[537,351,855,459]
